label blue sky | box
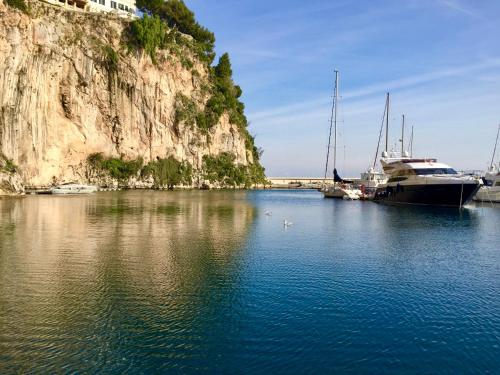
[186,0,500,177]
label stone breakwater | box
[0,0,258,194]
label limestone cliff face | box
[0,0,254,188]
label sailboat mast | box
[401,115,405,155]
[490,124,500,169]
[323,76,336,183]
[372,99,386,169]
[333,70,339,185]
[410,126,414,158]
[385,93,390,152]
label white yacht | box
[51,183,98,195]
[359,167,387,196]
[374,151,481,207]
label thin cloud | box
[249,58,500,125]
[436,0,480,17]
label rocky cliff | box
[0,0,263,192]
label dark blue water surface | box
[0,190,499,373]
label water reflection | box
[1,191,499,373]
[0,191,255,373]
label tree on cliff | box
[5,0,29,13]
[215,53,233,80]
[136,0,215,62]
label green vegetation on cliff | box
[202,153,267,188]
[135,0,215,63]
[58,0,265,188]
[87,153,143,181]
[0,154,18,174]
[142,157,193,189]
[174,54,249,132]
[5,0,29,14]
[127,15,168,62]
[87,154,191,189]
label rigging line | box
[409,125,414,158]
[323,78,336,182]
[490,123,500,170]
[372,98,387,169]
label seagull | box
[265,210,272,216]
[283,219,293,227]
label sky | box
[186,0,500,177]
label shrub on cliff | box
[202,153,245,187]
[0,154,18,174]
[5,0,28,14]
[102,45,119,71]
[202,152,267,188]
[136,0,215,63]
[174,93,198,128]
[88,153,143,181]
[142,157,192,189]
[128,15,168,62]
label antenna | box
[490,124,500,170]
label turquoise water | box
[0,190,499,373]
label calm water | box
[0,190,499,373]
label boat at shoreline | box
[51,183,98,195]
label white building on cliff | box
[44,0,136,17]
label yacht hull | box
[323,189,346,199]
[374,182,480,207]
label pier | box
[267,177,359,189]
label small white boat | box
[342,189,361,200]
[359,166,387,197]
[474,125,500,203]
[323,183,361,199]
[51,183,98,195]
[474,167,500,203]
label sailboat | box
[359,94,391,198]
[474,124,500,203]
[322,71,360,199]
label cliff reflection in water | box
[0,191,256,373]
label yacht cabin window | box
[413,168,457,175]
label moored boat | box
[359,167,387,198]
[374,152,481,207]
[321,70,360,200]
[474,125,500,203]
[51,183,98,195]
[474,171,500,203]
